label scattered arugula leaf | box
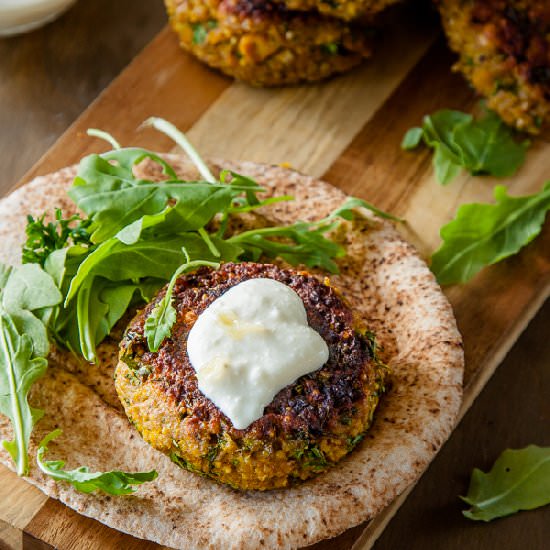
[37,429,157,495]
[431,182,550,284]
[462,445,550,521]
[0,263,61,475]
[402,108,529,185]
[401,127,423,149]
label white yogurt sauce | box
[187,278,329,430]
[0,0,76,37]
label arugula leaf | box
[227,221,345,273]
[0,264,61,475]
[65,233,239,302]
[329,196,403,222]
[431,145,461,185]
[452,111,528,177]
[72,166,231,244]
[462,446,550,521]
[37,429,157,495]
[401,127,423,149]
[87,128,121,150]
[23,120,397,364]
[144,117,216,182]
[402,108,528,185]
[431,182,550,284]
[6,118,403,493]
[145,258,219,352]
[54,233,240,361]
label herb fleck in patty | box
[116,262,386,490]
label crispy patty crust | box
[437,0,550,134]
[165,0,374,86]
[115,263,386,490]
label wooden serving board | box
[1,6,549,550]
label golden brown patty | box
[165,0,374,86]
[275,0,400,22]
[437,0,550,134]
[115,262,387,490]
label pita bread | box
[0,156,463,549]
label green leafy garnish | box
[22,209,91,266]
[431,182,550,284]
[402,108,529,185]
[9,118,397,489]
[0,263,62,475]
[37,429,157,495]
[19,120,398,360]
[145,256,219,352]
[87,128,121,150]
[462,445,550,521]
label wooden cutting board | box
[0,6,549,550]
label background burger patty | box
[437,0,550,134]
[116,263,387,490]
[274,0,401,22]
[164,0,374,86]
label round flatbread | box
[0,156,463,549]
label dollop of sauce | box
[187,278,329,429]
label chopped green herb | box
[170,452,203,475]
[293,443,329,470]
[191,21,217,45]
[304,445,329,471]
[22,209,91,266]
[346,434,365,450]
[322,43,339,55]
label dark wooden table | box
[0,1,548,549]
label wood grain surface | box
[0,1,548,549]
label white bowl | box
[0,0,77,37]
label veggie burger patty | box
[164,0,374,86]
[275,0,401,22]
[115,263,386,490]
[437,0,550,134]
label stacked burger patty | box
[166,0,550,132]
[164,0,399,86]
